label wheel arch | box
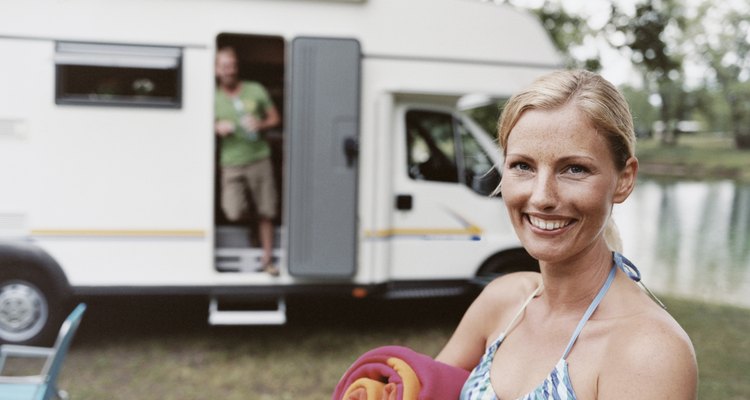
[474,247,539,285]
[0,240,73,345]
[0,241,72,295]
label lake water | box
[614,179,750,308]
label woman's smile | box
[526,214,575,232]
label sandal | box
[257,262,280,277]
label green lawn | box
[666,297,750,399]
[637,133,750,181]
[21,295,749,399]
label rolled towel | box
[332,345,470,400]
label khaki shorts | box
[221,158,278,220]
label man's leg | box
[259,217,274,267]
[220,166,248,222]
[246,158,279,276]
[258,218,278,276]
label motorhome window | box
[54,42,182,108]
[405,110,458,183]
[458,121,500,196]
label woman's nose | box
[529,172,557,210]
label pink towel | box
[332,345,470,400]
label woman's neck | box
[536,243,614,315]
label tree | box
[503,0,602,71]
[608,0,687,146]
[620,85,658,138]
[696,2,750,149]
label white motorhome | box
[0,0,561,344]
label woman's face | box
[501,103,635,264]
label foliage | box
[503,0,601,70]
[687,85,731,134]
[496,0,749,149]
[620,84,658,137]
[607,0,687,145]
[695,1,750,148]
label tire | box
[0,271,66,346]
[475,248,540,286]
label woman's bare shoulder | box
[613,304,695,359]
[599,305,698,398]
[455,271,541,335]
[480,271,542,305]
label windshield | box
[458,98,509,143]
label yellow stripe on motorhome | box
[364,226,482,238]
[30,229,206,238]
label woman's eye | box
[510,162,531,171]
[566,165,588,174]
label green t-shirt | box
[215,81,275,166]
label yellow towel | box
[387,357,421,399]
[343,377,385,399]
[341,357,422,400]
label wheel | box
[0,274,65,346]
[475,248,540,286]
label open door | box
[213,34,285,273]
[286,37,361,277]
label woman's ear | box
[614,156,638,204]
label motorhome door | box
[286,37,361,277]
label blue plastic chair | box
[0,303,87,400]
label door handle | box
[343,137,359,168]
[395,194,412,210]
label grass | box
[636,133,750,181]
[53,296,469,400]
[666,297,750,399]
[13,294,748,400]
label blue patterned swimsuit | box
[460,253,642,400]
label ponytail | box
[604,217,623,253]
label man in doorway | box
[215,46,280,276]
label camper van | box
[0,0,561,345]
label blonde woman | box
[437,70,697,399]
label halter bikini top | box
[460,252,648,400]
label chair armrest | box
[0,344,55,357]
[1,345,54,359]
[0,375,45,384]
[0,345,54,374]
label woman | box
[436,70,698,399]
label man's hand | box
[215,120,236,137]
[239,114,260,133]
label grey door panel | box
[286,37,361,277]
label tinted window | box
[55,42,182,108]
[405,110,458,183]
[459,121,500,196]
[405,109,500,195]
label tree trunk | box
[659,94,676,146]
[735,132,750,150]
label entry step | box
[208,297,286,325]
[215,225,282,248]
[215,247,282,273]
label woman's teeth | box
[528,215,571,231]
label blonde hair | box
[498,70,635,251]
